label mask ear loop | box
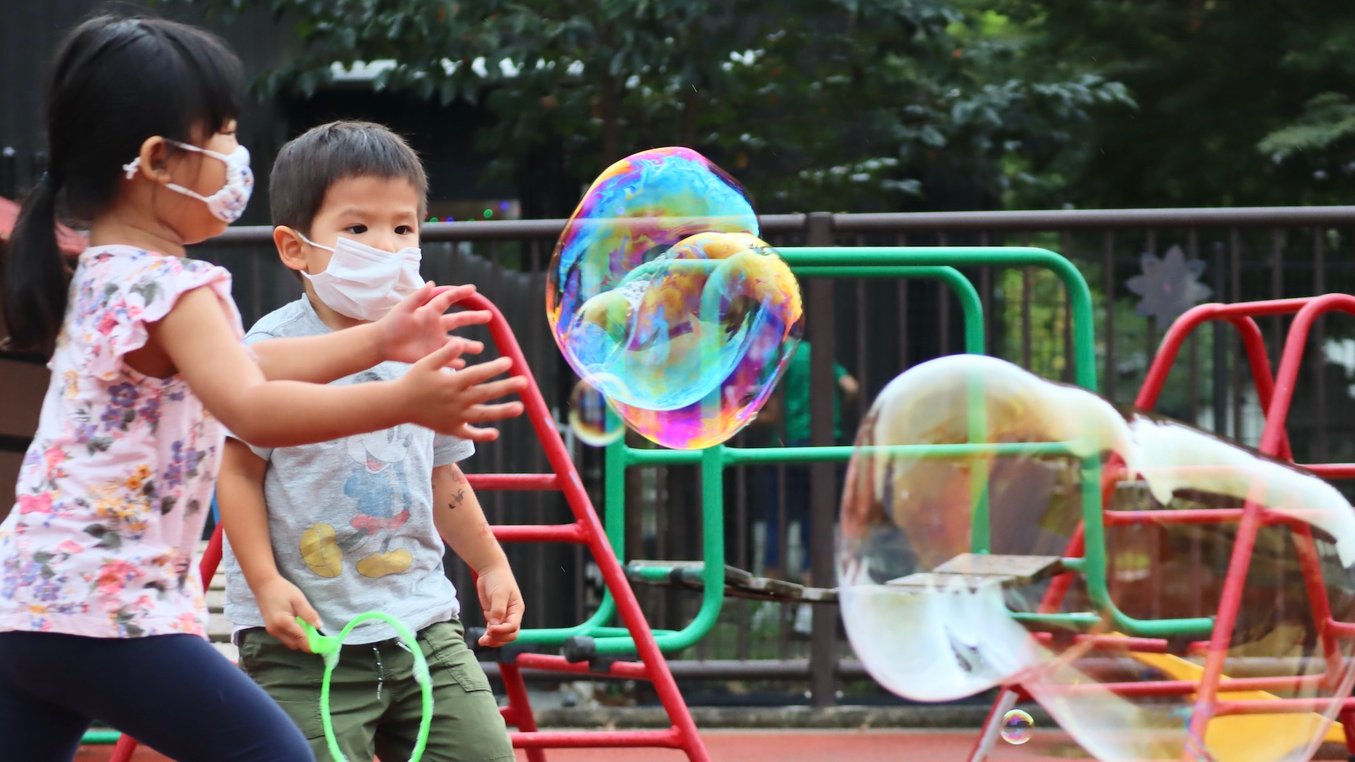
[296,232,338,258]
[164,138,228,162]
[121,140,213,182]
[162,182,212,203]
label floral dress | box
[0,245,242,638]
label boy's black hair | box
[269,121,428,236]
[1,12,243,354]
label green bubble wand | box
[297,614,434,762]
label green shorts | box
[238,619,515,762]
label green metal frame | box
[515,259,981,649]
[512,246,1213,657]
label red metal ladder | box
[969,294,1355,761]
[111,291,709,761]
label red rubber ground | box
[76,728,1355,761]
[75,730,1058,761]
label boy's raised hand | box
[401,340,528,441]
[378,282,491,366]
[257,576,324,652]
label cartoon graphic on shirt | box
[298,421,416,579]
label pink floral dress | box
[0,245,242,638]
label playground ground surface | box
[73,728,1355,761]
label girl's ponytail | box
[2,173,67,355]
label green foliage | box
[1259,93,1355,172]
[172,0,1355,210]
[989,0,1355,208]
[175,0,1130,215]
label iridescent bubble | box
[1001,709,1034,745]
[567,378,624,448]
[547,147,803,449]
[838,355,1355,761]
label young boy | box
[219,121,520,762]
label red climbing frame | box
[111,293,709,761]
[970,295,1355,761]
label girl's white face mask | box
[123,139,254,223]
[297,234,424,321]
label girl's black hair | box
[1,13,243,354]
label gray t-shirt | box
[222,297,473,643]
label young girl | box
[0,14,524,761]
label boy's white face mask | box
[297,234,423,321]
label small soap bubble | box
[1001,709,1033,745]
[567,378,624,447]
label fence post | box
[1,147,15,199]
[1211,241,1229,437]
[805,212,838,708]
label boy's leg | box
[0,630,313,762]
[375,620,514,762]
[787,463,813,579]
[239,628,386,762]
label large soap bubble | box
[839,355,1355,761]
[547,147,803,449]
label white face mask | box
[123,140,254,223]
[298,234,424,321]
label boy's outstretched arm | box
[250,282,490,383]
[218,439,323,652]
[432,462,524,647]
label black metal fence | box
[198,207,1355,706]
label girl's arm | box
[432,462,523,647]
[217,439,320,651]
[150,287,526,447]
[249,283,490,383]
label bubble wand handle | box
[298,614,434,762]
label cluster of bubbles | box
[838,354,1355,762]
[547,147,803,450]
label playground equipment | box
[568,246,1355,761]
[570,246,1089,664]
[962,294,1355,761]
[849,351,1355,761]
